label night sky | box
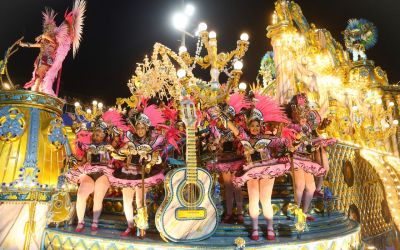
[1,0,400,105]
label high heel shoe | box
[120,226,135,237]
[222,214,235,224]
[91,222,99,232]
[75,222,85,233]
[306,214,316,222]
[250,229,259,241]
[266,228,275,241]
[236,214,244,224]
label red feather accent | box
[75,130,91,158]
[281,127,297,145]
[159,124,185,153]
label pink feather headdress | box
[227,92,251,116]
[42,8,57,33]
[251,92,288,123]
[134,98,165,127]
[101,110,129,132]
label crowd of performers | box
[65,91,335,241]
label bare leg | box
[76,175,95,224]
[234,184,244,215]
[302,172,316,213]
[222,172,234,216]
[92,175,110,224]
[122,187,135,228]
[247,179,260,231]
[135,186,147,208]
[259,178,275,230]
[292,169,306,207]
[314,148,329,192]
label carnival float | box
[0,0,399,249]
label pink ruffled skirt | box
[65,164,114,184]
[206,159,243,173]
[290,155,326,177]
[106,171,164,188]
[232,158,290,187]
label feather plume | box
[75,130,91,158]
[41,24,71,96]
[143,105,166,126]
[253,92,288,123]
[228,93,251,114]
[66,0,86,57]
[102,110,129,132]
[42,8,57,30]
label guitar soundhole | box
[180,183,202,207]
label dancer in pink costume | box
[207,92,250,224]
[285,93,335,221]
[19,0,86,96]
[66,110,128,233]
[108,101,168,238]
[217,92,290,241]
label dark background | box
[1,0,399,105]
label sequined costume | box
[107,131,165,188]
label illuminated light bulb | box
[177,68,186,79]
[393,120,398,125]
[233,60,243,70]
[198,22,207,32]
[272,12,277,24]
[209,31,217,39]
[185,4,195,16]
[86,109,92,114]
[172,13,188,30]
[92,100,98,106]
[239,82,247,91]
[389,101,395,106]
[108,108,114,111]
[377,99,383,104]
[98,102,103,109]
[383,177,387,182]
[179,46,187,54]
[74,102,80,107]
[2,82,11,90]
[240,33,249,41]
[384,123,390,129]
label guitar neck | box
[186,126,197,183]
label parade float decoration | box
[1,0,400,249]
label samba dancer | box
[66,110,127,232]
[108,102,167,238]
[286,94,335,220]
[217,92,290,241]
[207,93,250,224]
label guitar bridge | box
[175,208,207,220]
